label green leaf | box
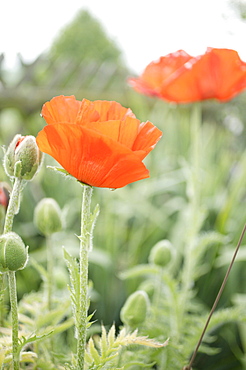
[18,331,54,355]
[88,204,100,251]
[88,337,101,365]
[63,247,80,328]
[119,264,159,280]
[30,257,48,282]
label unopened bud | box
[0,232,28,272]
[120,290,150,328]
[34,198,63,236]
[148,240,173,267]
[0,182,11,210]
[4,134,42,180]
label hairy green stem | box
[180,103,202,313]
[8,271,19,370]
[3,178,23,370]
[76,185,93,370]
[0,274,6,326]
[46,235,53,310]
[3,178,22,234]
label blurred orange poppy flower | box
[36,95,162,188]
[129,48,246,103]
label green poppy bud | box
[0,232,28,272]
[34,198,63,236]
[148,240,173,267]
[120,290,150,328]
[4,134,42,180]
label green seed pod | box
[0,232,28,272]
[4,134,42,180]
[148,240,173,267]
[120,290,150,328]
[34,198,63,236]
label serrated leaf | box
[63,247,80,315]
[47,166,71,178]
[107,325,116,347]
[18,331,54,355]
[100,325,108,357]
[88,337,101,365]
[88,204,100,251]
[116,328,169,348]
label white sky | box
[1,0,246,73]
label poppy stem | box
[8,271,19,370]
[77,184,93,370]
[180,103,203,312]
[3,178,22,234]
[3,178,24,370]
[46,235,53,310]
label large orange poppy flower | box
[36,96,162,188]
[129,48,246,103]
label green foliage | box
[49,10,124,65]
[1,40,246,368]
[85,324,168,369]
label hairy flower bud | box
[4,134,42,180]
[0,232,28,272]
[148,240,173,267]
[34,198,63,236]
[120,290,150,328]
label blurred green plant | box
[49,10,124,65]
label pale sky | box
[1,0,246,73]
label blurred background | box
[0,0,246,369]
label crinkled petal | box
[129,50,193,97]
[41,95,100,125]
[160,48,246,102]
[41,95,82,124]
[36,123,150,188]
[132,121,163,159]
[86,117,140,149]
[92,100,136,121]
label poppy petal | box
[161,48,246,102]
[129,48,246,102]
[129,50,193,97]
[36,123,150,188]
[92,100,136,121]
[132,121,163,159]
[85,117,140,149]
[41,95,100,125]
[41,95,81,124]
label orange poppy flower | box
[36,96,162,188]
[129,48,246,103]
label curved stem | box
[183,223,246,370]
[8,271,19,370]
[3,178,23,370]
[77,185,93,370]
[3,178,22,234]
